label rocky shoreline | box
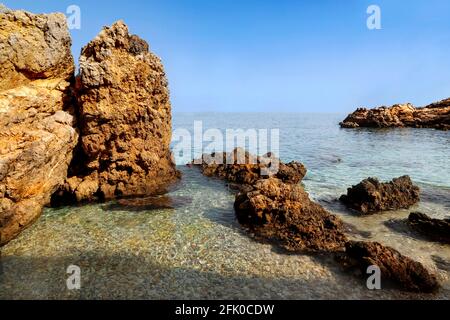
[340,99,450,130]
[192,149,441,292]
[0,7,448,297]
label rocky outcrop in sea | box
[194,150,440,292]
[340,176,420,214]
[0,8,178,245]
[340,99,450,130]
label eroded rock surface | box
[234,178,348,253]
[342,241,440,292]
[408,212,450,244]
[340,176,420,214]
[340,100,450,130]
[191,148,307,185]
[0,9,77,245]
[55,21,179,202]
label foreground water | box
[1,113,449,299]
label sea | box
[0,113,449,299]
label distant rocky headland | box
[0,8,178,245]
[340,99,450,130]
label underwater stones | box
[340,176,420,214]
[191,148,307,185]
[342,241,440,293]
[58,21,179,202]
[340,99,450,130]
[0,8,78,246]
[234,178,348,253]
[408,212,450,244]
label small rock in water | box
[339,175,420,214]
[408,212,450,244]
[234,178,348,253]
[342,241,440,293]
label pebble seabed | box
[0,167,449,299]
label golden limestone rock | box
[0,8,78,245]
[54,21,179,202]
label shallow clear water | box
[1,113,449,299]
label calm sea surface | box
[1,113,449,299]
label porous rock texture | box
[340,100,450,130]
[55,21,179,202]
[0,8,78,245]
[234,178,348,253]
[191,148,307,185]
[340,176,420,214]
[342,241,440,292]
[408,212,450,244]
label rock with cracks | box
[55,21,179,203]
[0,8,78,245]
[234,178,348,253]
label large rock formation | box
[340,99,450,130]
[0,9,78,245]
[191,148,307,185]
[234,178,348,253]
[408,212,450,244]
[340,176,420,214]
[342,241,440,292]
[54,21,179,202]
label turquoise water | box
[0,113,449,299]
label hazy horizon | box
[3,0,450,113]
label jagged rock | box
[234,178,348,253]
[0,9,78,245]
[191,148,307,185]
[408,212,450,244]
[340,176,420,214]
[343,241,440,292]
[55,21,179,202]
[340,99,450,130]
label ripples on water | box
[0,113,449,299]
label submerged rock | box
[340,176,420,214]
[408,212,450,244]
[342,241,440,293]
[55,21,180,203]
[234,178,348,253]
[340,100,450,130]
[191,148,307,185]
[0,9,78,245]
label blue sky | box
[3,0,450,112]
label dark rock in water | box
[408,212,450,244]
[340,99,450,130]
[104,195,191,212]
[340,176,420,214]
[431,255,450,272]
[343,241,440,293]
[234,178,348,253]
[191,147,307,185]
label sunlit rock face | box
[0,8,78,245]
[55,21,179,203]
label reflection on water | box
[1,113,449,299]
